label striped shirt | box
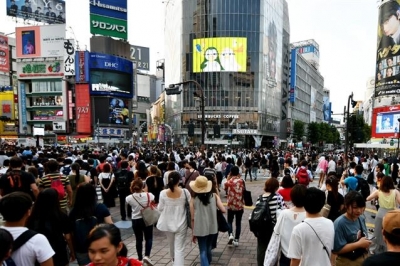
[39,173,70,210]
[256,193,284,222]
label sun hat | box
[383,210,400,236]
[189,175,212,193]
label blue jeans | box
[197,234,216,266]
[132,218,153,261]
[227,209,243,240]
[252,167,258,179]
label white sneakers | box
[143,257,154,266]
[233,240,239,247]
[228,233,234,246]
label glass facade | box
[165,0,290,146]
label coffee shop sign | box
[197,114,239,119]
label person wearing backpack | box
[353,165,371,201]
[0,157,39,200]
[69,184,113,266]
[0,192,54,266]
[39,160,73,213]
[115,161,134,220]
[68,163,90,206]
[250,178,284,266]
[59,158,72,176]
[295,160,313,187]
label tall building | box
[164,0,290,148]
[288,40,325,137]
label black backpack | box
[73,216,98,253]
[62,166,71,176]
[249,194,275,239]
[367,168,375,185]
[116,170,128,190]
[356,177,370,201]
[8,230,40,266]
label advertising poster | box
[89,53,133,98]
[17,61,63,79]
[32,110,63,120]
[19,83,27,128]
[75,84,92,133]
[371,105,400,138]
[109,97,129,125]
[1,92,13,120]
[375,0,400,97]
[323,96,332,122]
[16,25,66,59]
[0,35,10,73]
[192,37,247,73]
[6,0,66,24]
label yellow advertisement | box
[193,37,247,73]
[0,92,16,135]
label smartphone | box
[368,236,376,241]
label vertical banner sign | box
[68,90,74,120]
[20,83,27,128]
[75,51,89,83]
[0,35,10,73]
[289,49,297,103]
[63,39,75,77]
[75,84,92,133]
[375,0,400,97]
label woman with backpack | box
[69,184,113,266]
[366,176,400,254]
[68,163,90,206]
[26,188,75,266]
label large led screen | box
[372,105,400,138]
[192,37,247,73]
[90,70,131,97]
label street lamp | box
[344,92,357,167]
[166,80,205,145]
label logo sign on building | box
[52,121,66,131]
[289,49,297,103]
[6,0,66,24]
[371,105,400,139]
[232,129,259,135]
[63,39,75,77]
[75,84,92,134]
[90,14,127,40]
[375,1,400,97]
[89,53,133,98]
[75,51,90,83]
[193,37,247,73]
[16,25,66,59]
[89,0,128,40]
[17,61,63,79]
[0,35,10,73]
[98,127,129,137]
[130,45,150,71]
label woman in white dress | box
[157,171,191,265]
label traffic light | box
[165,85,181,95]
[188,123,195,137]
[213,125,220,138]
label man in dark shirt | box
[45,6,56,24]
[362,210,400,266]
[20,0,32,20]
[0,157,38,200]
[8,0,18,17]
[115,161,133,220]
[34,6,43,22]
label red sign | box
[371,105,400,138]
[0,35,9,73]
[75,84,92,134]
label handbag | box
[183,189,192,229]
[264,231,281,266]
[243,181,253,206]
[217,210,229,232]
[320,190,331,218]
[340,218,367,260]
[131,193,160,226]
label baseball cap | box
[383,210,400,236]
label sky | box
[0,0,380,116]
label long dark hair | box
[326,175,339,200]
[73,184,97,219]
[136,161,149,180]
[26,188,63,230]
[71,163,81,185]
[168,171,181,192]
[194,192,212,206]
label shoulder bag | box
[131,193,160,226]
[183,189,192,229]
[304,221,330,259]
[340,218,367,260]
[243,180,253,206]
[320,190,331,218]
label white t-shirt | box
[328,160,336,173]
[1,226,54,265]
[275,209,306,257]
[288,217,334,266]
[126,192,155,220]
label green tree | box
[293,120,305,143]
[307,122,321,144]
[347,113,369,147]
